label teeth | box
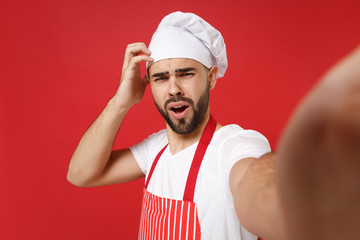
[173,105,185,109]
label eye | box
[179,72,194,78]
[154,76,168,81]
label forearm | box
[67,96,131,186]
[232,153,285,240]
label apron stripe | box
[195,207,201,239]
[145,190,150,239]
[144,190,149,239]
[155,193,160,239]
[160,196,165,239]
[147,191,151,239]
[151,193,156,239]
[192,206,196,240]
[141,190,147,240]
[180,201,185,240]
[180,201,189,240]
[172,200,177,240]
[138,192,144,239]
[161,197,165,240]
[154,194,159,239]
[146,192,151,239]
[175,201,182,239]
[163,198,167,239]
[165,198,171,239]
[178,201,184,240]
[185,202,190,240]
[187,204,194,240]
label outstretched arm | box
[67,43,153,187]
[231,45,360,240]
[277,45,360,240]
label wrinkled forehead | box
[148,58,208,76]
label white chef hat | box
[147,11,228,78]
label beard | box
[154,86,210,135]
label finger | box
[123,43,151,69]
[126,42,151,56]
[123,45,151,71]
[123,55,154,74]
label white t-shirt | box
[130,124,271,240]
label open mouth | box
[167,101,191,118]
[170,105,189,113]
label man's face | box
[148,58,215,134]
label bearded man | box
[67,11,360,240]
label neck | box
[166,111,222,155]
[166,113,210,155]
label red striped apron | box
[138,115,263,240]
[138,116,216,240]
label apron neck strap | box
[144,115,217,202]
[144,144,168,189]
[183,115,217,202]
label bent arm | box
[67,98,143,187]
[67,43,153,187]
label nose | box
[168,76,183,97]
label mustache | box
[164,96,194,109]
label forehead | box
[148,58,205,74]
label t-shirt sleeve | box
[221,126,271,204]
[129,129,168,175]
[228,129,271,166]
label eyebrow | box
[151,67,196,78]
[175,67,196,73]
[151,71,169,78]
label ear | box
[208,66,218,90]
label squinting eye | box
[180,73,194,77]
[154,77,167,81]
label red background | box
[1,0,359,239]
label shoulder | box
[213,124,271,160]
[143,129,168,145]
[131,129,168,152]
[129,129,168,174]
[215,124,269,147]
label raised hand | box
[115,42,153,107]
